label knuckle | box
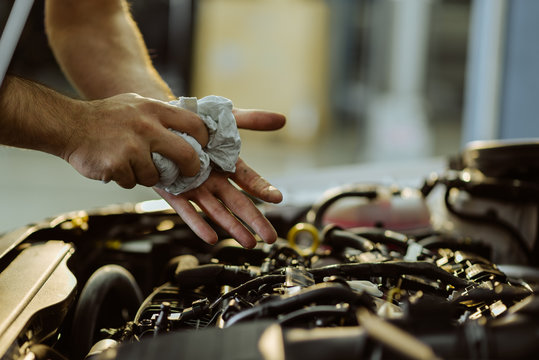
[139,171,159,187]
[100,161,116,181]
[123,141,140,156]
[132,117,155,135]
[137,98,162,114]
[104,156,121,172]
[118,180,136,189]
[115,172,136,189]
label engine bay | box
[1,140,539,360]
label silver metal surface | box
[0,0,35,87]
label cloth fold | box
[152,95,241,195]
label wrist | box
[0,76,88,160]
[53,98,91,162]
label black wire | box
[418,234,492,260]
[347,227,409,250]
[323,226,376,253]
[224,283,367,327]
[444,187,533,265]
[308,189,379,229]
[278,305,354,326]
[450,284,536,304]
[308,261,470,289]
[209,274,286,310]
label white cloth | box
[152,96,241,195]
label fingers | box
[129,152,160,187]
[151,132,201,177]
[232,108,286,131]
[102,142,160,189]
[231,158,283,204]
[154,170,279,248]
[156,102,209,147]
[145,100,209,177]
[216,179,277,246]
[155,187,219,244]
[105,159,136,189]
[194,186,260,248]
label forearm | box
[0,75,84,158]
[45,0,174,101]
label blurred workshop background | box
[1,0,538,233]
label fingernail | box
[268,185,279,193]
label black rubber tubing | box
[71,265,143,360]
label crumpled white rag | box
[152,95,241,195]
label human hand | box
[63,93,209,189]
[154,109,286,248]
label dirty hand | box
[63,93,209,189]
[155,109,286,248]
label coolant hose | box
[322,225,376,252]
[71,265,143,360]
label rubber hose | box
[309,261,470,289]
[29,344,68,360]
[71,265,143,360]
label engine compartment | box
[2,140,539,360]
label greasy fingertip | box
[264,185,283,203]
[185,218,218,245]
[232,109,287,131]
[258,223,278,245]
[255,184,283,204]
[228,226,257,249]
[261,232,277,245]
[246,215,277,245]
[241,237,257,249]
[273,113,287,129]
[231,229,258,249]
[202,232,219,245]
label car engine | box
[1,140,539,360]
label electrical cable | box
[209,274,286,310]
[322,225,376,253]
[444,186,534,265]
[347,227,409,250]
[308,261,470,289]
[224,283,368,327]
[278,305,354,326]
[306,187,379,229]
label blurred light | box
[136,199,172,213]
[156,220,175,232]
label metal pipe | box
[0,0,35,87]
